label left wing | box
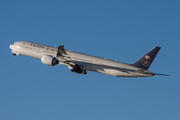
[56,45,87,74]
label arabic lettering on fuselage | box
[30,43,58,52]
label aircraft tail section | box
[133,46,161,70]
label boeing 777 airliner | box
[9,41,168,77]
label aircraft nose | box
[9,44,14,49]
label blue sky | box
[1,0,180,120]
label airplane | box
[9,41,169,77]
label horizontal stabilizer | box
[154,73,170,76]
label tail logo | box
[141,55,151,67]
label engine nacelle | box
[41,55,58,66]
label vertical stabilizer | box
[133,46,161,70]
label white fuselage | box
[9,41,154,77]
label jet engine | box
[41,55,58,66]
